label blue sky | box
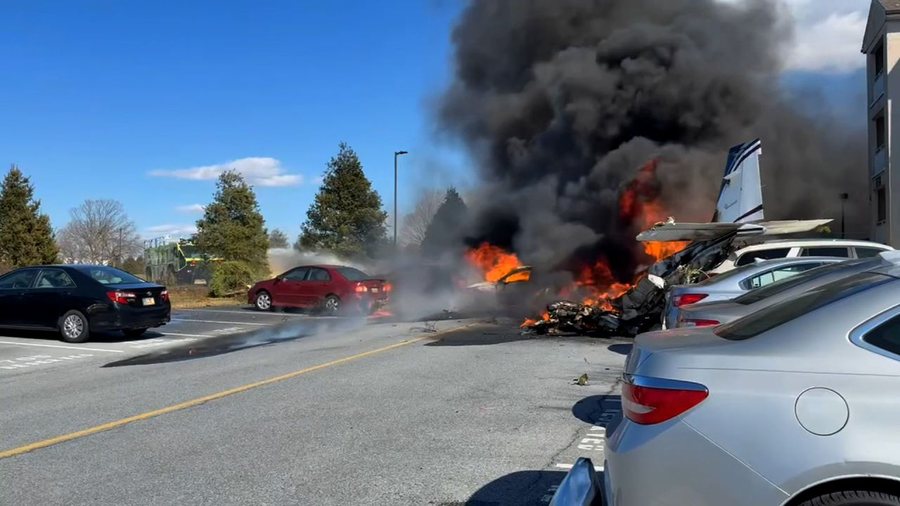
[0,0,871,240]
[0,0,470,239]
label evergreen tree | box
[298,143,387,258]
[268,229,289,249]
[195,170,269,272]
[421,188,469,257]
[0,165,58,267]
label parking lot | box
[0,306,322,376]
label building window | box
[875,41,885,76]
[876,115,886,150]
[878,186,887,224]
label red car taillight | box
[355,283,368,293]
[384,283,392,293]
[107,291,136,304]
[622,380,708,425]
[674,293,708,307]
[161,290,169,302]
[680,318,720,328]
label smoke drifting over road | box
[440,0,866,279]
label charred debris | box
[524,231,735,337]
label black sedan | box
[0,265,170,343]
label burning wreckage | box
[522,140,832,337]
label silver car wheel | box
[325,297,339,313]
[256,292,272,310]
[63,314,84,339]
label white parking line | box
[159,332,213,338]
[0,340,124,353]
[171,318,271,326]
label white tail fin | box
[714,139,764,223]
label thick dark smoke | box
[440,0,867,279]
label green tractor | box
[143,237,217,285]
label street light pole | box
[393,150,408,247]
[840,193,849,239]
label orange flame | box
[619,160,689,261]
[465,243,523,282]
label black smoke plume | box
[440,0,866,279]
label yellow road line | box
[0,329,454,460]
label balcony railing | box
[873,71,885,106]
[874,145,887,177]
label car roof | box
[10,264,112,270]
[735,239,893,253]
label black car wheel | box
[255,291,273,311]
[797,490,900,505]
[323,295,341,315]
[59,310,90,343]
[123,328,148,338]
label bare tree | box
[400,189,444,247]
[58,200,143,265]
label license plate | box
[142,297,155,306]
[371,288,379,293]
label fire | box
[504,270,531,283]
[570,260,632,313]
[520,311,550,328]
[619,160,689,261]
[465,243,523,282]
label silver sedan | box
[674,255,890,328]
[663,256,844,329]
[603,264,900,505]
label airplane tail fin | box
[713,139,764,224]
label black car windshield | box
[75,266,144,285]
[717,272,893,341]
[732,259,865,305]
[337,267,369,281]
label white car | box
[708,239,893,274]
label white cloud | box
[720,0,868,74]
[144,224,198,238]
[150,157,303,187]
[176,203,205,214]
[786,10,868,73]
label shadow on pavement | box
[572,395,623,430]
[455,470,566,506]
[425,328,538,347]
[102,318,365,367]
[606,343,632,355]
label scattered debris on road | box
[572,373,589,386]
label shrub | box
[209,261,255,297]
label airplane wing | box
[636,219,832,242]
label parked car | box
[248,264,388,315]
[707,238,892,275]
[600,264,900,505]
[674,253,900,328]
[662,256,844,329]
[0,265,170,343]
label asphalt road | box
[0,307,628,505]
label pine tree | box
[195,170,269,272]
[298,143,387,259]
[421,187,469,257]
[0,165,59,267]
[268,229,289,249]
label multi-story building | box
[863,0,900,246]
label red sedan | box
[248,265,388,315]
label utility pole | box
[393,150,408,247]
